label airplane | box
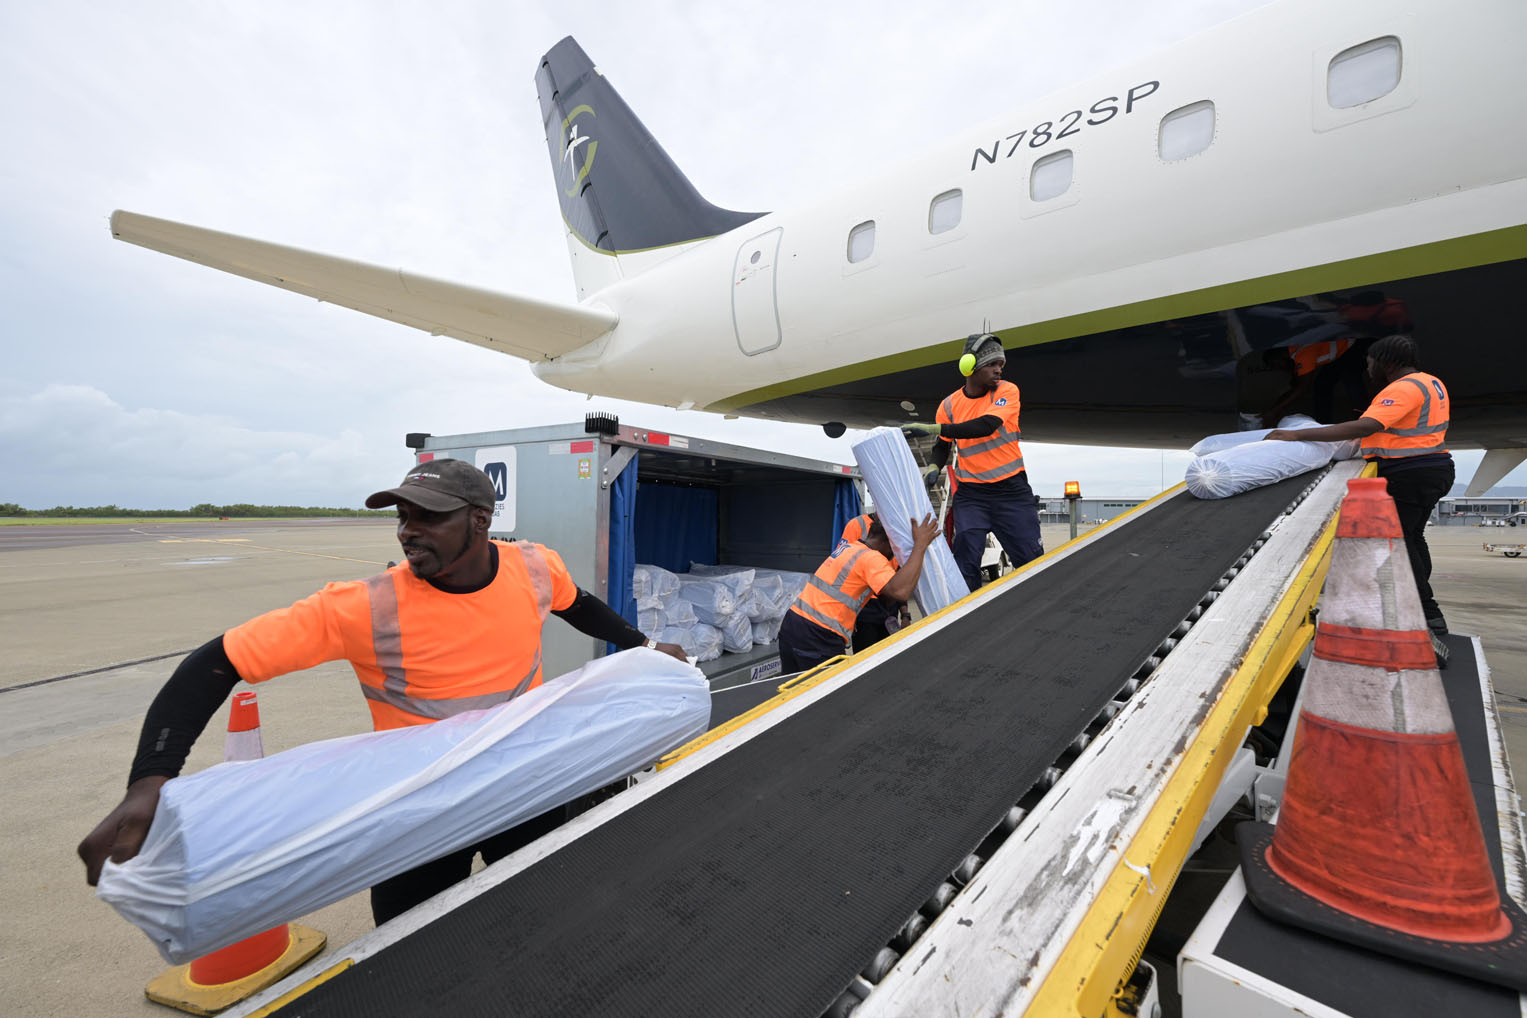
[109,0,1527,494]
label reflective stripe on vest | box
[942,394,1025,484]
[359,543,556,722]
[954,450,1026,483]
[790,546,873,642]
[516,542,555,622]
[792,600,854,642]
[1362,375,1450,459]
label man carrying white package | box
[77,460,687,925]
[1263,334,1454,660]
[903,333,1044,592]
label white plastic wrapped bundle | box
[720,611,754,653]
[659,624,723,663]
[772,570,812,607]
[851,427,969,614]
[96,650,709,963]
[637,606,667,636]
[690,566,793,619]
[1186,418,1355,500]
[1189,415,1359,459]
[676,580,736,626]
[684,565,755,602]
[633,564,680,609]
[738,589,766,621]
[752,617,783,645]
[665,599,698,627]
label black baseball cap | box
[365,459,498,512]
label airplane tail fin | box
[536,37,764,298]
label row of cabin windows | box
[845,35,1402,264]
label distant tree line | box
[0,502,389,519]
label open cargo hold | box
[407,418,863,688]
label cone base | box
[1238,822,1527,992]
[145,924,326,1015]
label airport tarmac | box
[1,516,1522,1017]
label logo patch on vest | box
[1380,398,1395,405]
[995,397,1008,407]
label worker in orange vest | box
[1265,334,1454,648]
[78,459,687,924]
[904,333,1042,592]
[836,513,912,651]
[778,514,938,673]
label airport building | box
[1432,495,1527,526]
[1037,496,1148,525]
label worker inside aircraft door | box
[732,227,783,355]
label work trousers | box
[950,474,1043,593]
[369,806,565,925]
[852,596,895,653]
[778,610,848,675]
[1380,459,1454,627]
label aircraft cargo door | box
[732,228,783,355]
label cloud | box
[0,384,389,508]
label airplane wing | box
[109,211,616,361]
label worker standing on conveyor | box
[77,459,687,925]
[1264,334,1453,658]
[836,513,911,651]
[904,333,1043,592]
[779,515,938,673]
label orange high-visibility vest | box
[840,514,873,545]
[788,541,896,643]
[224,540,576,730]
[936,381,1025,485]
[1290,338,1354,377]
[1360,372,1450,461]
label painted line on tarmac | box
[0,650,194,694]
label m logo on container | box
[484,462,509,500]
[473,445,517,531]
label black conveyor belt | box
[273,474,1318,1018]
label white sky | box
[2,0,1515,508]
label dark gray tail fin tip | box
[536,36,765,255]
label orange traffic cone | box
[1239,477,1527,990]
[145,692,326,1015]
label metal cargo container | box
[405,416,863,687]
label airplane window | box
[847,220,876,263]
[1158,101,1215,161]
[1328,36,1401,108]
[1029,150,1073,202]
[929,190,962,234]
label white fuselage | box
[533,0,1526,431]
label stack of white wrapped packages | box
[1185,414,1360,499]
[852,427,969,615]
[96,649,709,964]
[634,562,810,661]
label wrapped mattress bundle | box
[851,427,969,615]
[719,610,754,654]
[659,624,723,663]
[676,579,737,626]
[1185,415,1359,500]
[752,616,783,645]
[633,564,680,610]
[637,606,668,636]
[684,566,755,602]
[691,565,796,620]
[96,649,710,964]
[664,599,698,628]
